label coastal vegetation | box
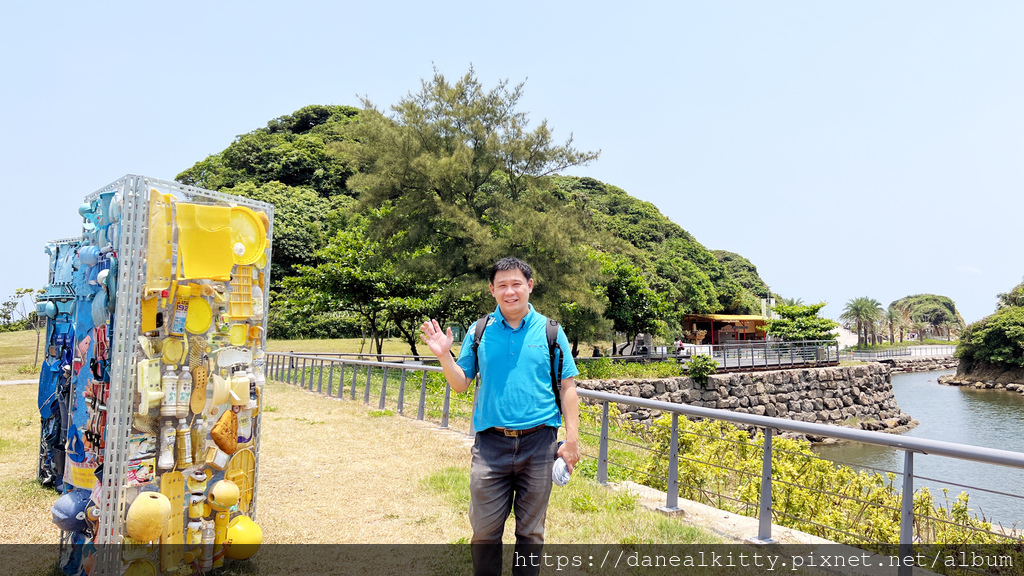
[841,294,964,348]
[957,277,1024,373]
[176,68,770,353]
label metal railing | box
[580,340,841,372]
[841,345,958,362]
[266,351,1024,575]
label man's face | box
[489,269,534,320]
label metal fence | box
[266,351,1024,575]
[581,340,841,372]
[840,345,958,362]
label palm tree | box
[884,307,903,345]
[840,297,885,347]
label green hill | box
[175,72,770,351]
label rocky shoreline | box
[934,359,1024,396]
[881,356,958,373]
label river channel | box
[812,369,1024,528]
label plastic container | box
[552,457,571,486]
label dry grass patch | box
[250,378,472,543]
[0,383,62,544]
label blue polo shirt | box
[457,304,579,431]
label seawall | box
[578,363,913,435]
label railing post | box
[378,368,389,410]
[418,371,428,420]
[327,361,334,396]
[300,357,308,388]
[659,413,681,513]
[440,384,451,429]
[397,369,407,415]
[597,401,610,485]
[899,451,915,576]
[749,427,777,544]
[317,360,324,394]
[363,365,372,405]
[336,363,345,398]
[351,364,358,400]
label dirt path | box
[3,378,474,545]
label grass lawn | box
[0,329,43,380]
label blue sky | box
[2,1,1021,325]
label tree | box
[958,304,1024,371]
[762,302,838,341]
[281,208,463,358]
[996,277,1024,310]
[601,257,663,354]
[840,297,884,347]
[345,66,605,324]
[883,307,903,345]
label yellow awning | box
[689,314,766,322]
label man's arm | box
[556,376,580,472]
[420,319,473,393]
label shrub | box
[683,354,717,385]
[956,307,1024,371]
[577,358,685,380]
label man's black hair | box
[489,257,533,284]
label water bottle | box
[160,366,178,418]
[177,367,192,418]
[552,457,571,486]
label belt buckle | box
[502,428,518,437]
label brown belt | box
[490,424,548,437]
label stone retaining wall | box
[579,363,913,434]
[882,355,958,373]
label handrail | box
[576,389,1024,469]
[265,350,1024,572]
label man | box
[420,257,580,576]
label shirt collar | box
[493,303,536,330]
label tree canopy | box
[763,302,838,342]
[957,277,1024,371]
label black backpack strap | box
[547,318,564,414]
[471,315,489,378]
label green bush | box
[683,354,717,385]
[956,306,1024,371]
[577,358,685,380]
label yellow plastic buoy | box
[224,515,263,560]
[208,480,240,512]
[125,492,171,542]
